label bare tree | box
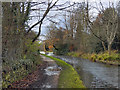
[26,0,59,43]
[102,6,118,54]
[85,1,118,54]
[26,0,76,44]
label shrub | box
[90,54,97,61]
[2,39,42,88]
[97,55,103,60]
[67,50,120,64]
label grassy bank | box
[67,51,120,65]
[42,54,85,88]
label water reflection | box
[55,55,119,88]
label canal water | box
[54,55,119,88]
[40,51,119,88]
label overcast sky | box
[29,0,119,41]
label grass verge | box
[42,54,85,88]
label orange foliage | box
[49,45,53,49]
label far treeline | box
[44,1,120,65]
[45,2,120,55]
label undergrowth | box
[2,41,42,88]
[67,51,120,65]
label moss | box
[42,54,85,88]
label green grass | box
[42,54,85,88]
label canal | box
[54,55,119,88]
[41,52,119,88]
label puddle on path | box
[42,83,51,88]
[40,55,62,88]
[42,66,62,88]
[44,66,62,76]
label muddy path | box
[11,55,61,88]
[29,55,61,88]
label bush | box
[53,44,69,55]
[90,54,97,61]
[2,39,42,88]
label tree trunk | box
[108,43,112,55]
[102,41,106,51]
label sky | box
[0,0,119,41]
[29,0,119,41]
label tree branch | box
[31,0,59,44]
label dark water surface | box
[53,55,119,88]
